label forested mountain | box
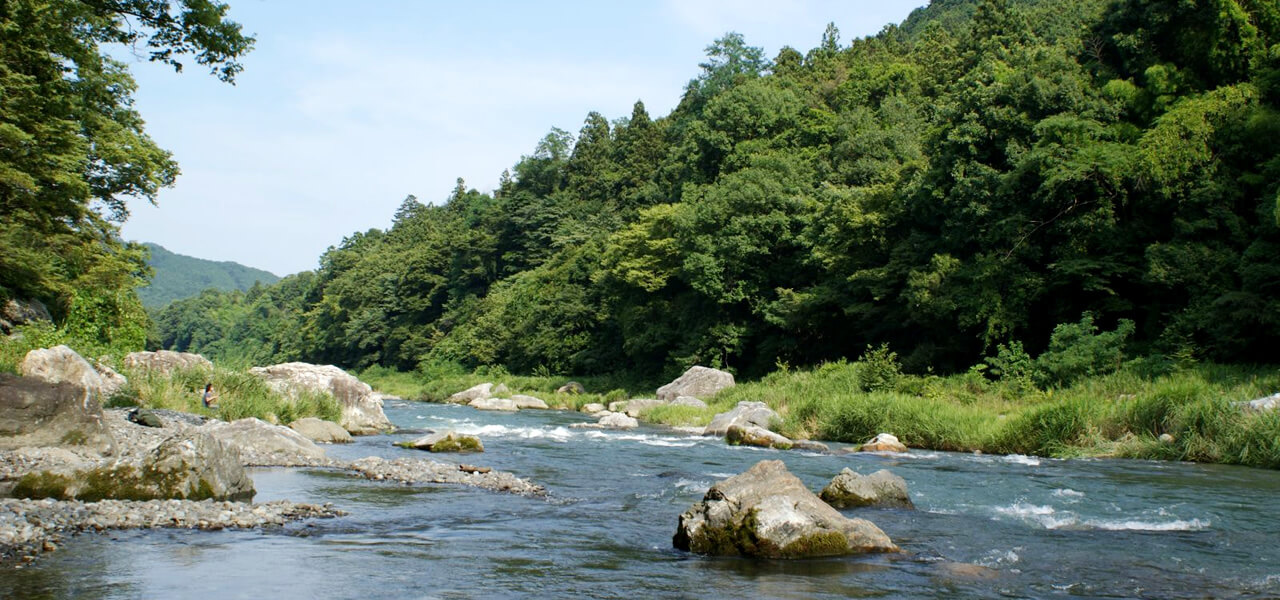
[136,243,279,308]
[152,0,1280,378]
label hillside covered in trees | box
[147,0,1280,379]
[137,243,279,308]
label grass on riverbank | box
[107,366,342,424]
[358,364,660,412]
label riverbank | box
[362,361,1280,469]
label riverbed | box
[2,400,1278,599]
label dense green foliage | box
[137,242,279,308]
[0,0,252,356]
[154,0,1280,384]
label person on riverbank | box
[202,383,219,409]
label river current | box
[3,399,1279,599]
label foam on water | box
[674,478,711,496]
[992,502,1209,531]
[1002,454,1042,466]
[451,423,574,442]
[1053,488,1085,498]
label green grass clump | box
[117,365,340,424]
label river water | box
[3,400,1280,599]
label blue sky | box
[119,0,927,276]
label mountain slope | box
[137,243,279,308]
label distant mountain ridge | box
[137,243,279,308]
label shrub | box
[857,344,901,392]
[1034,314,1135,387]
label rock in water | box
[725,424,793,450]
[447,383,494,404]
[289,417,353,444]
[511,394,549,410]
[197,418,327,466]
[0,373,116,455]
[469,397,518,412]
[657,366,735,402]
[674,460,898,558]
[860,433,908,453]
[820,468,914,509]
[398,430,484,453]
[249,362,393,435]
[703,401,779,437]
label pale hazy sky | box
[119,0,927,276]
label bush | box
[1034,314,1135,387]
[857,344,901,392]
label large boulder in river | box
[122,350,213,374]
[673,460,898,558]
[397,430,483,453]
[703,401,779,437]
[726,424,793,450]
[249,362,393,435]
[197,417,327,466]
[0,373,116,455]
[657,366,735,402]
[860,433,908,453]
[820,468,914,509]
[289,417,352,444]
[447,383,493,404]
[511,394,549,410]
[470,397,518,412]
[11,430,253,501]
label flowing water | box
[3,400,1280,599]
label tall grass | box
[110,365,341,425]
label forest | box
[148,0,1280,382]
[4,0,1279,386]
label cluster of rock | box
[0,498,342,563]
[250,362,395,435]
[674,460,904,559]
[446,383,550,412]
[347,456,546,497]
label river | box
[3,399,1279,599]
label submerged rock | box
[820,468,914,509]
[703,401,779,437]
[674,460,898,558]
[657,366,735,402]
[860,433,908,453]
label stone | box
[657,366,735,402]
[0,373,116,455]
[11,430,254,502]
[726,424,793,450]
[288,418,353,444]
[0,298,52,334]
[1158,433,1175,444]
[671,396,708,409]
[398,430,483,453]
[597,412,639,429]
[820,468,914,509]
[860,433,908,453]
[19,346,109,402]
[621,398,667,417]
[703,401,779,437]
[127,409,164,428]
[196,418,327,466]
[122,350,213,374]
[511,394,548,410]
[249,362,393,435]
[556,381,586,395]
[493,383,510,395]
[93,362,128,399]
[673,460,898,558]
[1238,392,1280,413]
[446,383,493,404]
[791,440,830,453]
[469,397,518,412]
[581,403,606,414]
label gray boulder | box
[597,412,639,429]
[447,383,493,404]
[11,430,253,501]
[791,440,831,453]
[657,366,735,402]
[0,373,116,455]
[288,417,353,444]
[122,350,213,374]
[673,460,898,558]
[620,398,666,417]
[397,430,484,453]
[703,401,779,437]
[820,468,914,509]
[671,396,708,409]
[470,397,518,412]
[726,424,793,449]
[249,362,393,435]
[860,433,908,453]
[19,346,108,400]
[556,381,585,395]
[581,403,606,414]
[1238,392,1280,413]
[511,394,549,410]
[196,418,327,466]
[93,362,128,399]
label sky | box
[118,0,928,277]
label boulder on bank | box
[657,366,735,402]
[673,460,898,558]
[249,362,393,435]
[470,397,518,412]
[447,383,493,404]
[511,394,548,410]
[0,373,116,456]
[581,403,606,415]
[1238,392,1280,413]
[726,424,793,450]
[122,350,213,374]
[860,433,908,453]
[196,418,327,466]
[11,430,254,502]
[397,430,483,453]
[127,409,164,428]
[19,346,108,399]
[617,398,665,417]
[556,381,585,395]
[570,411,639,430]
[703,401,779,437]
[289,418,353,444]
[820,468,914,509]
